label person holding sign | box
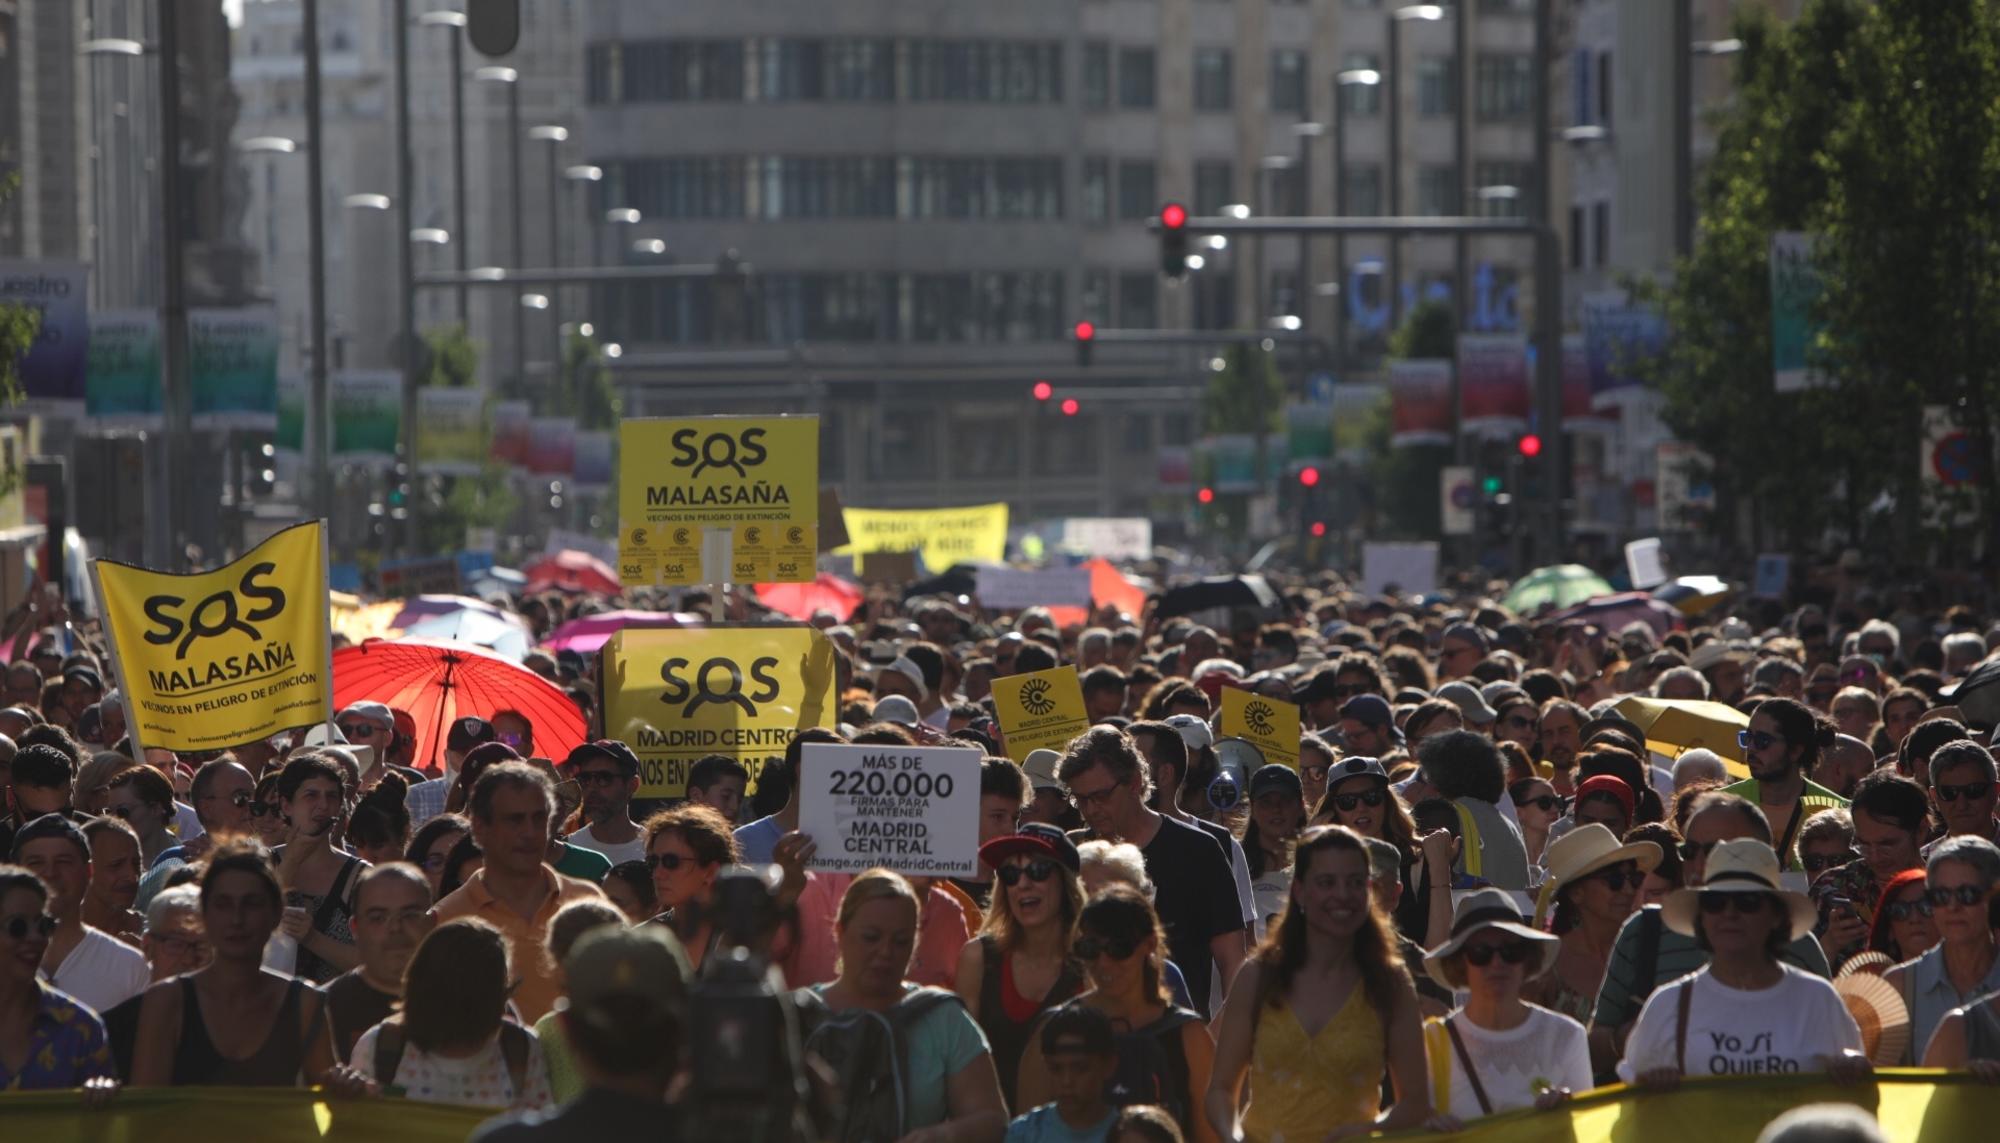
[640,804,739,971]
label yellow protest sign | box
[603,625,837,798]
[93,520,331,752]
[990,665,1090,760]
[840,503,1009,572]
[1220,687,1302,769]
[617,415,818,586]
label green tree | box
[0,175,40,406]
[551,328,621,429]
[420,324,478,388]
[1371,299,1455,539]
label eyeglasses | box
[1589,867,1642,892]
[249,800,278,818]
[1332,789,1386,813]
[1,913,56,941]
[996,860,1058,887]
[1073,933,1139,962]
[1698,892,1773,915]
[154,933,209,957]
[1462,941,1532,967]
[336,722,385,740]
[1884,897,1934,922]
[1440,644,1479,660]
[1801,849,1857,875]
[1680,839,1722,861]
[1926,885,1989,910]
[499,732,526,748]
[1520,796,1561,813]
[1737,730,1784,752]
[646,852,695,872]
[573,769,625,789]
[1067,781,1124,810]
[1936,781,1994,804]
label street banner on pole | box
[618,416,819,587]
[86,310,163,424]
[93,520,332,752]
[1390,359,1453,447]
[189,306,280,429]
[331,371,401,466]
[0,260,89,407]
[415,388,486,475]
[601,626,837,798]
[798,742,982,878]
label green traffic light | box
[1482,476,1502,495]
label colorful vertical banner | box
[1156,445,1191,489]
[0,260,89,406]
[1457,334,1530,433]
[1204,434,1261,493]
[1561,333,1597,420]
[1583,291,1669,395]
[1283,403,1334,464]
[1770,231,1826,392]
[1332,382,1390,463]
[331,371,401,466]
[1389,359,1453,447]
[188,307,280,428]
[490,400,530,465]
[275,374,306,455]
[572,429,613,489]
[414,388,485,476]
[86,310,162,423]
[526,416,577,476]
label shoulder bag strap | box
[499,1022,530,1099]
[374,1019,408,1088]
[1675,980,1693,1075]
[1634,908,1664,1007]
[1774,798,1807,871]
[1443,1017,1495,1116]
[310,856,361,937]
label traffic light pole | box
[1152,214,1565,563]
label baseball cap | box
[1436,681,1497,725]
[564,739,641,779]
[62,666,103,693]
[1338,694,1396,729]
[300,723,375,771]
[336,701,395,730]
[1249,763,1303,801]
[978,822,1081,874]
[10,812,87,862]
[1039,1003,1115,1058]
[872,695,921,727]
[447,716,497,754]
[1020,749,1064,793]
[1163,713,1215,751]
[1327,755,1391,787]
[1441,622,1490,655]
[561,924,690,1033]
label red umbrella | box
[522,549,621,596]
[332,638,587,772]
[756,573,863,622]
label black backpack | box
[1100,1004,1201,1127]
[796,986,963,1143]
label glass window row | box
[587,37,1062,105]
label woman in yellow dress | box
[1205,825,1434,1142]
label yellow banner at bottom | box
[0,1087,485,1139]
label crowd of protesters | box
[2,572,1999,1141]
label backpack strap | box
[498,1022,531,1100]
[1633,907,1664,1009]
[1444,1016,1495,1116]
[1674,980,1693,1076]
[373,1019,408,1091]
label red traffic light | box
[1032,380,1053,401]
[1160,202,1189,230]
[1060,398,1080,416]
[1074,320,1096,342]
[1517,433,1544,458]
[1197,487,1215,505]
[1298,466,1321,488]
[1310,522,1327,538]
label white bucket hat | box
[1662,837,1817,941]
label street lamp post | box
[1334,68,1382,376]
[1682,28,1744,257]
[562,162,602,327]
[415,10,470,324]
[474,66,521,393]
[530,125,568,391]
[243,135,329,526]
[1388,4,1445,329]
[1292,121,1326,336]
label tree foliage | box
[421,325,478,389]
[1371,299,1455,539]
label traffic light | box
[1160,202,1190,280]
[1298,466,1321,488]
[1197,486,1215,505]
[1482,474,1503,495]
[1032,380,1053,402]
[1310,521,1327,538]
[1517,433,1544,459]
[1074,320,1095,367]
[1060,398,1080,416]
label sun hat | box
[1436,681,1497,725]
[871,695,921,727]
[1423,887,1559,990]
[1162,713,1215,751]
[1532,823,1662,926]
[1661,837,1817,940]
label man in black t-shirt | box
[1059,726,1245,1016]
[325,863,435,1060]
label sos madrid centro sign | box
[1346,259,1520,335]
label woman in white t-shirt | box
[1419,887,1591,1130]
[351,916,554,1111]
[1618,839,1869,1088]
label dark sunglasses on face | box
[337,723,384,740]
[1,913,56,941]
[1802,849,1857,874]
[1737,729,1784,752]
[1333,789,1386,813]
[249,800,278,818]
[1462,941,1532,967]
[1073,934,1139,962]
[646,853,694,872]
[1520,795,1561,812]
[1926,885,1988,909]
[1589,867,1642,892]
[1936,781,1994,804]
[996,860,1058,887]
[1698,891,1773,916]
[573,770,624,789]
[1333,684,1370,699]
[1885,897,1934,922]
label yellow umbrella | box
[1652,574,1734,616]
[1612,696,1750,779]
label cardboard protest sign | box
[990,665,1089,760]
[618,415,819,586]
[798,742,981,878]
[1219,686,1302,770]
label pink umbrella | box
[522,550,622,596]
[389,594,509,629]
[544,609,703,655]
[756,573,863,622]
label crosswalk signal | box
[1160,202,1190,280]
[1074,321,1096,367]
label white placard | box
[1439,465,1476,537]
[798,743,982,878]
[1061,517,1153,562]
[1361,541,1438,598]
[1625,537,1667,590]
[976,565,1092,610]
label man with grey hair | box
[1922,740,2000,857]
[1651,666,1711,701]
[1819,734,1877,800]
[1754,656,1807,700]
[1943,631,1988,679]
[1670,748,1729,790]
[102,883,208,1078]
[1883,835,2000,1061]
[1077,627,1112,668]
[1855,618,1901,664]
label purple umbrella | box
[545,609,704,655]
[389,594,508,630]
[1548,592,1686,637]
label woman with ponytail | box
[1204,825,1434,1142]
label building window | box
[1271,49,1309,114]
[1193,271,1236,330]
[1339,52,1382,116]
[1117,159,1157,221]
[1118,271,1158,330]
[1572,48,1594,125]
[1416,165,1458,216]
[906,40,1064,104]
[1083,42,1110,108]
[1473,161,1531,217]
[1081,269,1111,325]
[1194,47,1233,112]
[1343,164,1384,216]
[1593,201,1610,266]
[1118,47,1157,108]
[1417,55,1457,117]
[1597,51,1613,130]
[586,43,619,104]
[1194,159,1234,215]
[1475,55,1531,121]
[1082,157,1109,225]
[1569,204,1586,269]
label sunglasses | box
[1737,730,1784,752]
[1520,795,1561,812]
[1926,885,1988,909]
[1462,941,1532,967]
[1073,933,1140,962]
[1801,849,1856,875]
[1332,684,1371,699]
[1,913,56,941]
[1332,789,1386,813]
[996,860,1058,887]
[1589,868,1642,892]
[249,800,279,818]
[646,853,695,872]
[1885,897,1934,922]
[574,769,625,789]
[1936,781,1994,804]
[336,723,385,740]
[1698,892,1773,916]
